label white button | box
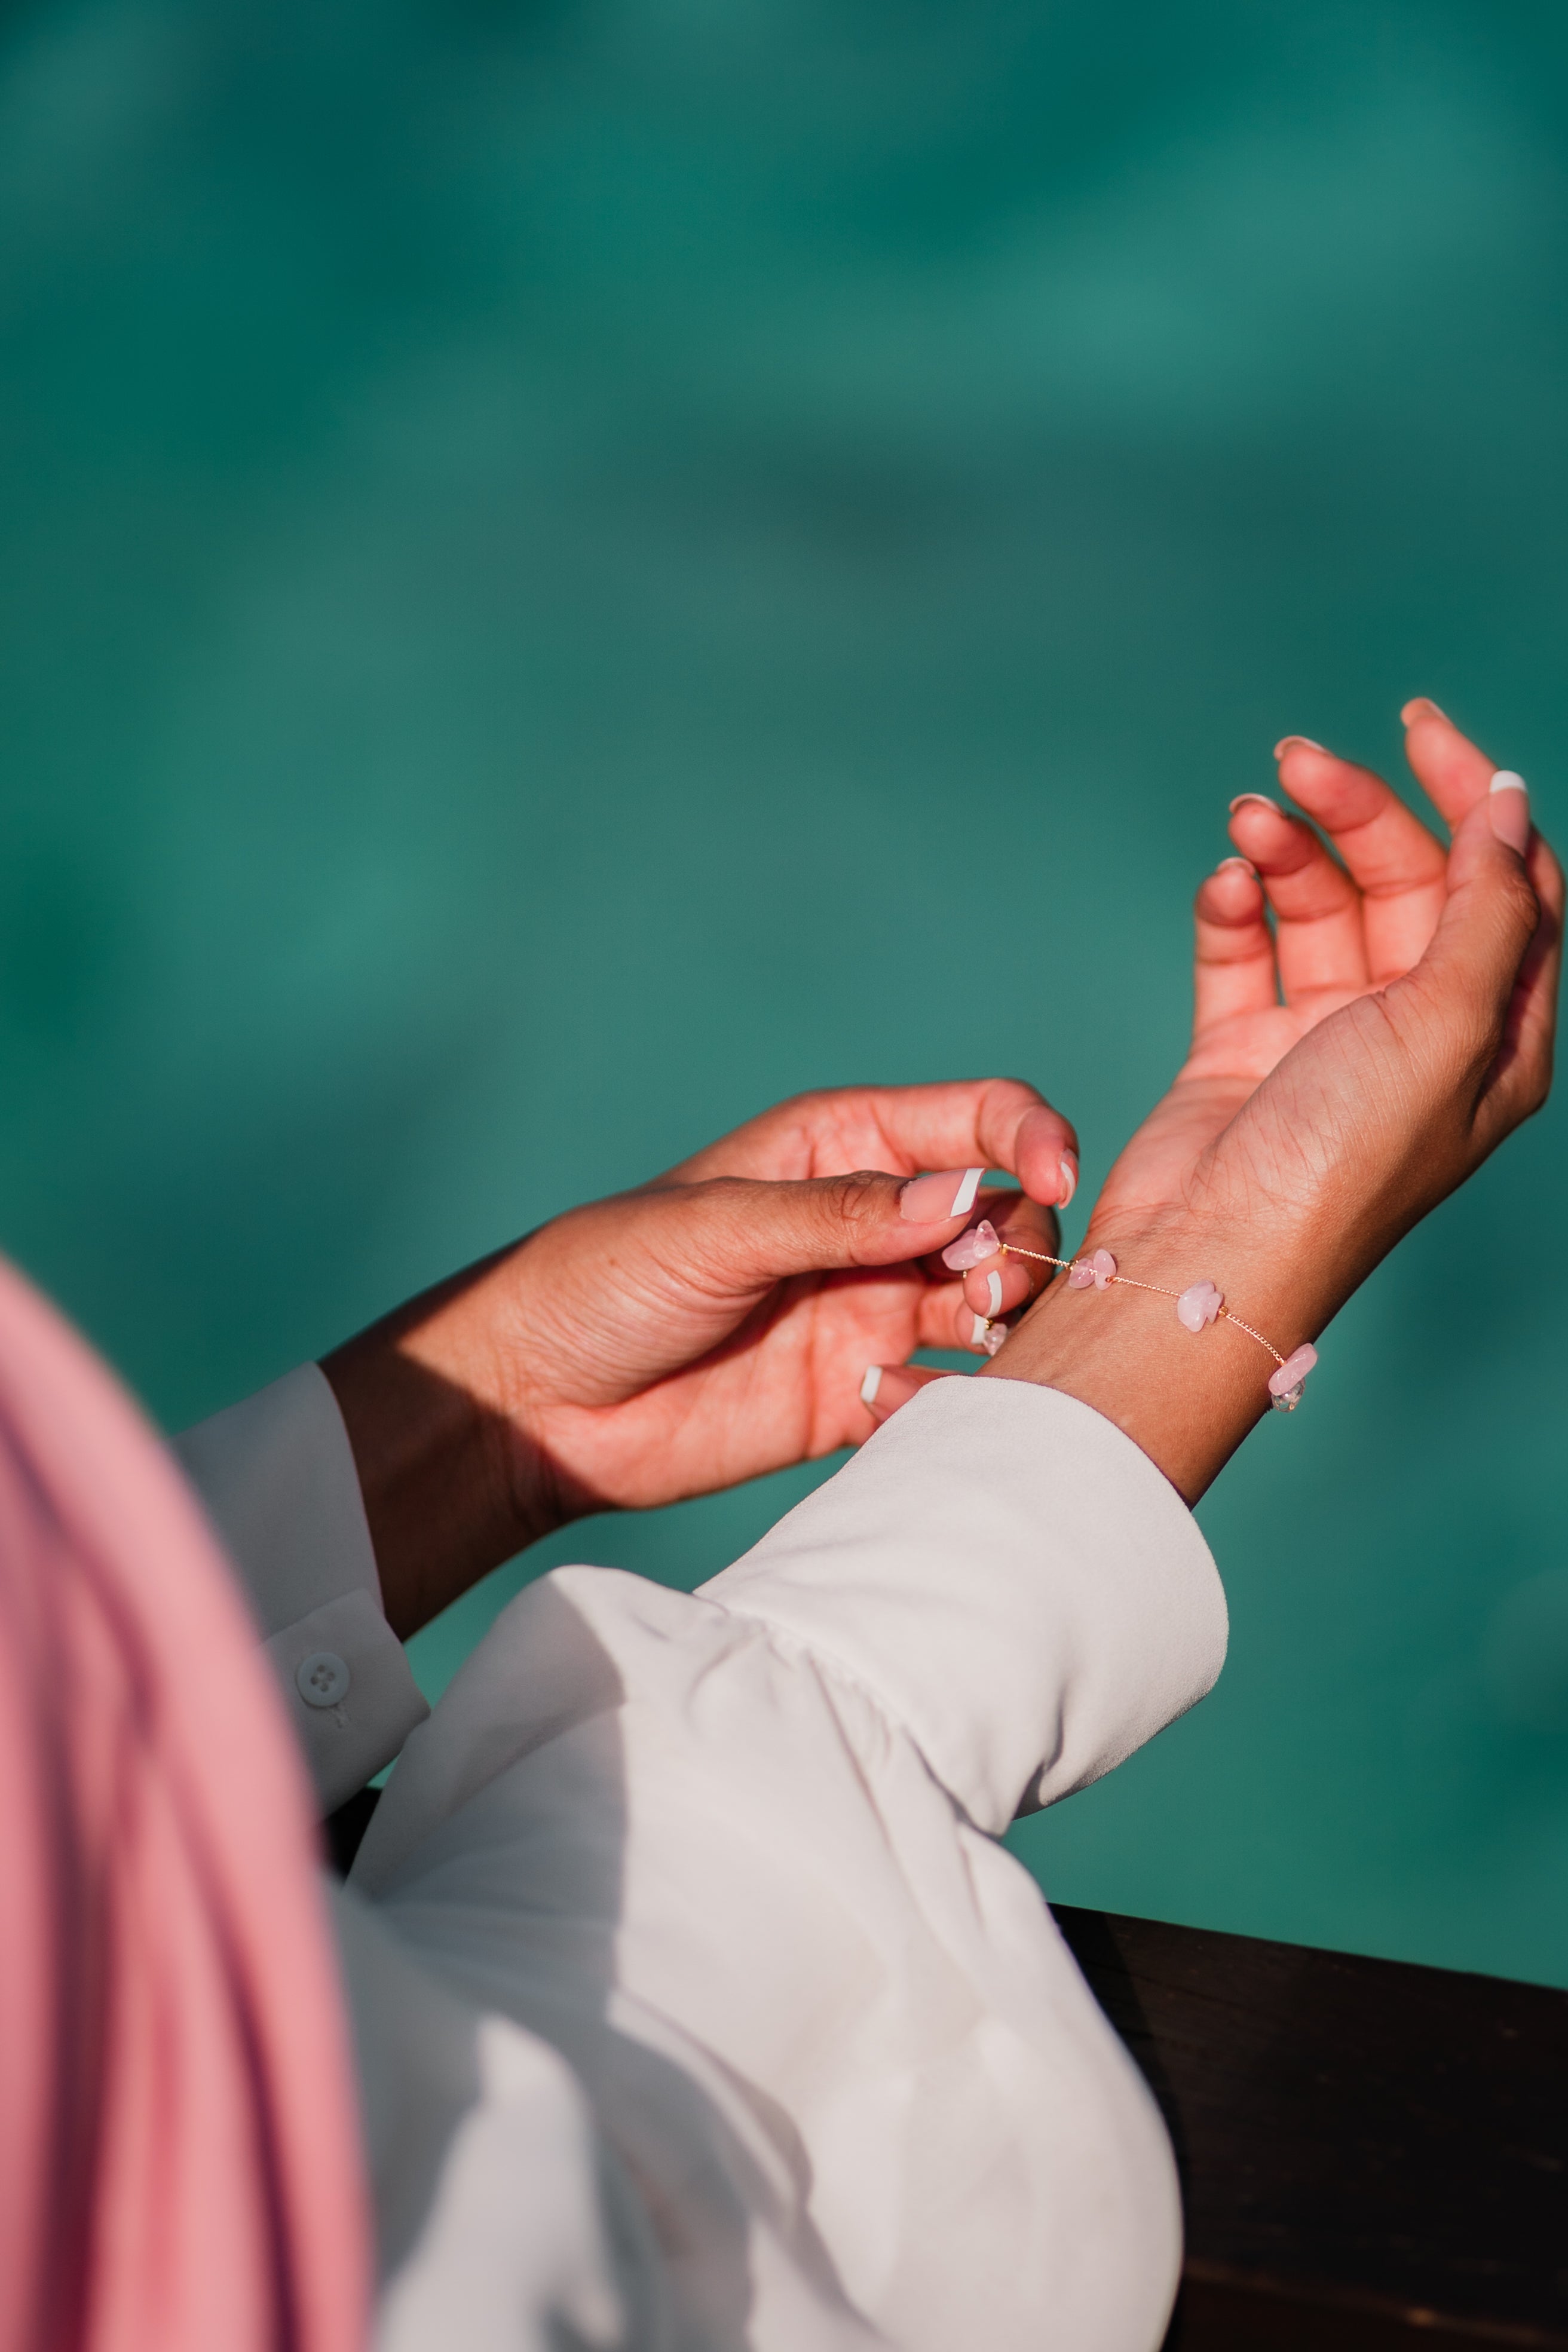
[296,1650,351,1708]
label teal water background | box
[5,0,1568,1983]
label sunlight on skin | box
[987,703,1563,1504]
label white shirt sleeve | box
[173,1363,430,1811]
[328,1880,668,2352]
[346,1375,1229,2352]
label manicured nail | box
[1057,1151,1077,1207]
[900,1166,983,1222]
[959,1269,1006,1320]
[1228,792,1280,814]
[958,1307,1006,1357]
[1489,771,1530,853]
[964,1257,1030,1319]
[1272,735,1325,758]
[1217,854,1258,877]
[1402,697,1448,725]
[860,1363,924,1423]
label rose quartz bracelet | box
[942,1222,1318,1411]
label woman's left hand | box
[323,1080,1075,1634]
[982,702,1561,1503]
[1088,701,1559,1238]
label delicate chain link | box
[997,1241,1287,1370]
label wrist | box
[984,1208,1339,1504]
[321,1253,567,1639]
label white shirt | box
[176,1365,1227,2352]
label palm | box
[1091,711,1494,1236]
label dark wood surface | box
[1051,1904,1568,2349]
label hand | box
[988,703,1561,1501]
[322,1082,1076,1635]
[1089,703,1554,1233]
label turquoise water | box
[4,0,1567,1982]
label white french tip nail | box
[859,1365,882,1407]
[949,1166,984,1217]
[1058,1156,1077,1208]
[985,1270,1003,1316]
[968,1312,991,1346]
[1490,770,1527,795]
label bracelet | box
[942,1223,1318,1411]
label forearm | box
[320,1250,562,1640]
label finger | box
[1400,699,1497,830]
[663,1080,1082,1210]
[1396,795,1549,1143]
[961,1255,1033,1320]
[1226,795,1371,1002]
[632,1168,1049,1314]
[859,1361,956,1428]
[934,1186,1058,1279]
[1192,856,1278,1033]
[914,1280,969,1347]
[912,1190,1055,1346]
[954,1301,1007,1354]
[866,1084,1080,1210]
[1494,826,1566,1126]
[1271,737,1447,982]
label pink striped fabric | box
[0,1257,368,2352]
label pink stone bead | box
[1267,1343,1318,1398]
[1176,1279,1223,1333]
[941,1218,1002,1272]
[1068,1248,1117,1291]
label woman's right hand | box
[985,704,1563,1502]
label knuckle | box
[825,1169,888,1245]
[1500,870,1542,936]
[778,1085,831,1120]
[991,1074,1049,1115]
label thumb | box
[1395,787,1554,1138]
[1413,788,1541,1014]
[637,1166,1009,1295]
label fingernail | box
[964,1258,1028,1319]
[967,1311,991,1349]
[1217,854,1258,877]
[1272,735,1326,757]
[860,1364,923,1423]
[1057,1152,1077,1208]
[1402,697,1448,725]
[1229,792,1281,814]
[900,1166,983,1222]
[1489,771,1530,853]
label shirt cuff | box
[266,1590,431,1814]
[174,1363,430,1806]
[700,1374,1228,1835]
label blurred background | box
[4,0,1567,1983]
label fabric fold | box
[702,1374,1228,1832]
